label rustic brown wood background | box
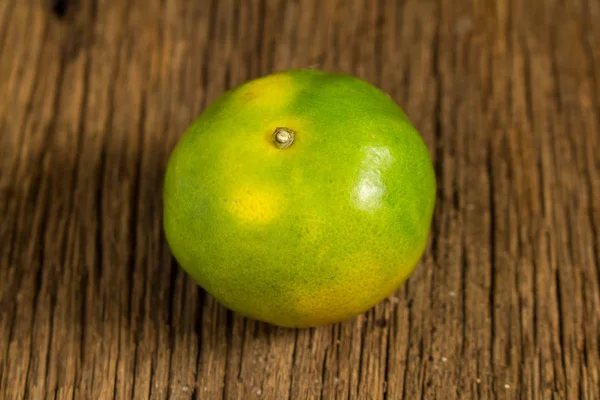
[1,0,599,399]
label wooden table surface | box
[1,0,599,399]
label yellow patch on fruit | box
[225,185,282,224]
[294,252,389,326]
[237,72,296,110]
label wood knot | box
[51,0,69,19]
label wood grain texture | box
[1,0,599,399]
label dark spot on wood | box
[406,298,413,309]
[375,318,387,327]
[51,0,68,18]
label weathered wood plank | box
[0,0,598,399]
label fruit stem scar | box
[273,127,295,149]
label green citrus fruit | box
[163,69,436,328]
